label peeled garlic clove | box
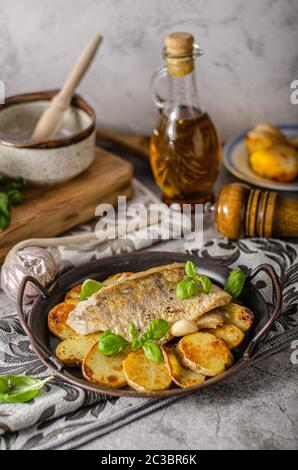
[170,319,199,337]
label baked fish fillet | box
[67,263,231,340]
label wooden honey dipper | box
[214,183,298,239]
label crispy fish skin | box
[67,263,231,340]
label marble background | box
[0,0,297,140]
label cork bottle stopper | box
[164,32,195,77]
[165,32,194,57]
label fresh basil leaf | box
[0,193,9,230]
[80,279,102,301]
[176,278,198,299]
[185,260,197,278]
[0,192,9,217]
[100,329,113,340]
[5,178,25,191]
[199,275,212,294]
[141,318,169,342]
[0,177,25,230]
[224,269,245,298]
[0,213,9,230]
[7,189,23,205]
[131,339,142,352]
[0,375,54,403]
[98,332,129,356]
[129,322,138,342]
[142,341,164,363]
[129,323,142,351]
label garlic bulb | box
[1,247,57,303]
[0,232,98,304]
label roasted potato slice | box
[65,284,82,304]
[82,343,129,388]
[254,123,288,142]
[48,302,77,339]
[103,272,133,286]
[249,145,298,182]
[196,311,225,330]
[55,333,102,367]
[123,350,172,392]
[204,324,245,350]
[162,345,205,388]
[245,123,288,154]
[177,332,233,377]
[223,302,254,332]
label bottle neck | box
[165,69,203,120]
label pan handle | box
[244,263,282,358]
[17,276,64,371]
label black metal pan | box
[17,251,282,398]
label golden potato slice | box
[123,350,172,392]
[102,272,133,286]
[196,311,225,330]
[245,124,287,154]
[249,145,298,182]
[65,284,82,304]
[254,123,288,144]
[48,302,77,339]
[162,346,205,388]
[55,333,102,367]
[177,332,233,377]
[223,302,254,332]
[82,343,129,388]
[245,131,279,154]
[204,324,245,350]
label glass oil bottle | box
[150,32,221,205]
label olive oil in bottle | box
[150,32,221,205]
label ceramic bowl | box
[0,90,96,185]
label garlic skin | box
[1,247,57,303]
[170,319,199,337]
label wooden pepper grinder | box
[215,183,298,239]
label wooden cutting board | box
[0,147,133,262]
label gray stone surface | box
[0,151,296,449]
[76,147,298,451]
[0,0,297,444]
[0,0,297,140]
[79,351,297,450]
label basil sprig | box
[139,318,169,343]
[129,322,140,350]
[176,261,212,299]
[98,330,129,356]
[0,175,25,230]
[80,279,102,301]
[0,375,54,403]
[176,278,198,299]
[224,269,245,298]
[98,318,169,363]
[142,341,164,363]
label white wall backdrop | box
[0,0,297,140]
